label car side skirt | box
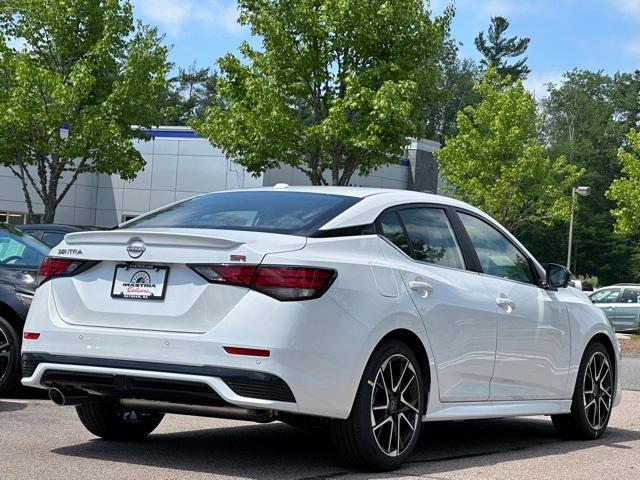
[423,399,572,422]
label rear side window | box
[379,211,412,256]
[121,191,360,237]
[397,208,465,269]
[459,213,534,284]
[620,288,640,304]
[41,232,66,247]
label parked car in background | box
[17,224,103,248]
[21,187,620,471]
[590,284,640,333]
[0,223,49,394]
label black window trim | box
[374,203,477,273]
[453,208,542,288]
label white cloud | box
[524,70,564,99]
[198,1,242,34]
[133,0,193,36]
[132,0,242,37]
[610,0,640,18]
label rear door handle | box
[496,297,515,313]
[408,281,433,298]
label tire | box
[552,341,614,439]
[76,402,164,440]
[0,316,21,396]
[330,339,425,471]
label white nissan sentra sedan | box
[21,187,620,471]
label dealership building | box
[0,127,440,227]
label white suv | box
[22,187,621,471]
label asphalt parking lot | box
[2,358,640,480]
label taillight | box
[189,265,256,287]
[37,257,89,286]
[189,264,336,301]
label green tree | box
[474,16,530,80]
[437,68,581,235]
[422,38,482,143]
[520,70,636,283]
[163,61,220,125]
[194,0,452,186]
[607,129,640,235]
[0,0,168,223]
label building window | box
[0,211,39,225]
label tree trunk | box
[42,200,57,224]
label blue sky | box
[132,0,639,97]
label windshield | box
[120,191,361,236]
[0,224,50,268]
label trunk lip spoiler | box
[64,230,246,249]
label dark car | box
[17,224,87,248]
[0,223,50,394]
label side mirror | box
[545,263,571,289]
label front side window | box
[0,225,49,268]
[121,191,360,237]
[459,213,534,284]
[397,208,465,269]
[590,288,621,304]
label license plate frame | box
[111,264,169,301]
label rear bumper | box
[21,274,376,419]
[22,353,299,413]
[22,352,295,402]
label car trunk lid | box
[49,228,306,333]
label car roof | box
[229,185,447,200]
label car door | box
[457,212,571,401]
[589,287,622,329]
[615,287,640,332]
[376,206,498,403]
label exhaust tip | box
[49,387,66,406]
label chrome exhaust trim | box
[118,399,276,423]
[48,387,90,406]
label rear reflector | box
[223,346,271,357]
[189,264,336,301]
[37,257,94,287]
[23,332,40,340]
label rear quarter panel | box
[262,235,437,418]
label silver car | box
[590,284,640,333]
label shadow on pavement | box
[1,386,48,400]
[0,400,28,412]
[51,416,640,479]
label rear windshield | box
[121,191,360,236]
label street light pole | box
[566,186,591,270]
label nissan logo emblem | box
[126,240,146,259]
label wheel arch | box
[587,332,617,387]
[375,328,431,414]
